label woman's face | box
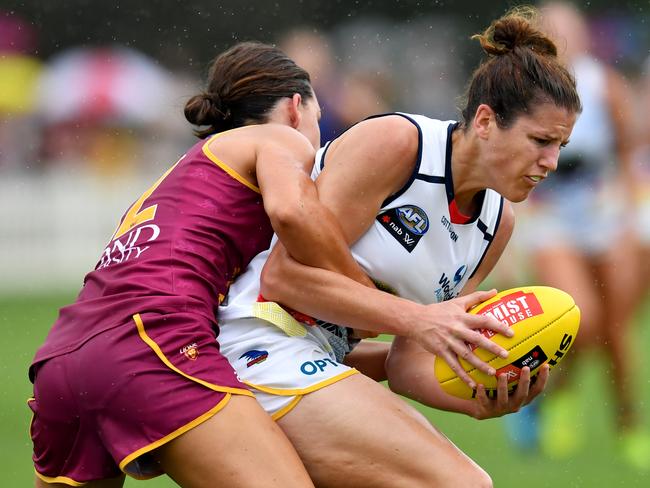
[297,92,322,150]
[486,103,577,202]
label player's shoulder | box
[343,114,420,161]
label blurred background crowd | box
[3,0,650,484]
[1,0,649,294]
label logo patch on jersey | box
[434,265,468,301]
[239,349,269,368]
[180,342,199,360]
[377,205,429,252]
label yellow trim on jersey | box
[133,314,253,397]
[271,395,303,421]
[202,134,261,194]
[119,394,231,478]
[244,368,359,396]
[26,397,35,444]
[252,302,308,337]
[34,469,85,487]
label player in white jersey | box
[218,7,580,487]
[505,2,648,467]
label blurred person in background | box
[505,1,649,469]
[280,27,392,143]
[279,28,348,143]
[633,58,650,312]
[35,45,188,176]
[214,7,579,487]
[0,12,43,171]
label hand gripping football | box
[434,286,580,399]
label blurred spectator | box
[280,26,392,143]
[633,59,650,313]
[35,45,188,176]
[279,27,347,142]
[0,12,43,171]
[506,1,649,470]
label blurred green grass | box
[2,292,649,487]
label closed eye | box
[532,137,550,146]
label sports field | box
[3,292,649,487]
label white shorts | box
[520,177,626,255]
[217,310,358,419]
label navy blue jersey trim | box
[319,140,333,171]
[444,122,485,225]
[415,174,446,184]
[444,122,458,204]
[318,114,422,206]
[469,195,504,280]
[363,113,423,208]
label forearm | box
[343,340,390,381]
[270,194,374,287]
[260,247,419,336]
[385,336,476,417]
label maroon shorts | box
[29,312,252,485]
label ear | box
[472,104,496,140]
[288,93,302,129]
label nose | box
[540,146,560,172]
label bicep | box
[254,131,316,218]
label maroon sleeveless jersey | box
[31,134,274,373]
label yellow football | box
[434,286,580,400]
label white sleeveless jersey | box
[219,113,504,353]
[314,113,504,305]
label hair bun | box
[184,93,233,138]
[474,6,557,58]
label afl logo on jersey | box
[377,205,429,253]
[397,205,429,235]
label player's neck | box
[450,128,484,215]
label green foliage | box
[3,293,649,487]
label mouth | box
[525,175,545,185]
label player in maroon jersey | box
[28,42,376,488]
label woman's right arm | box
[254,124,375,288]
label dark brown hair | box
[460,6,581,128]
[185,41,313,138]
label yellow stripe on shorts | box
[252,301,308,337]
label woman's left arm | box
[384,202,548,418]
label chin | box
[506,189,532,203]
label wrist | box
[398,300,424,339]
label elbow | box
[259,251,294,303]
[385,350,408,396]
[265,191,313,238]
[259,260,283,302]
